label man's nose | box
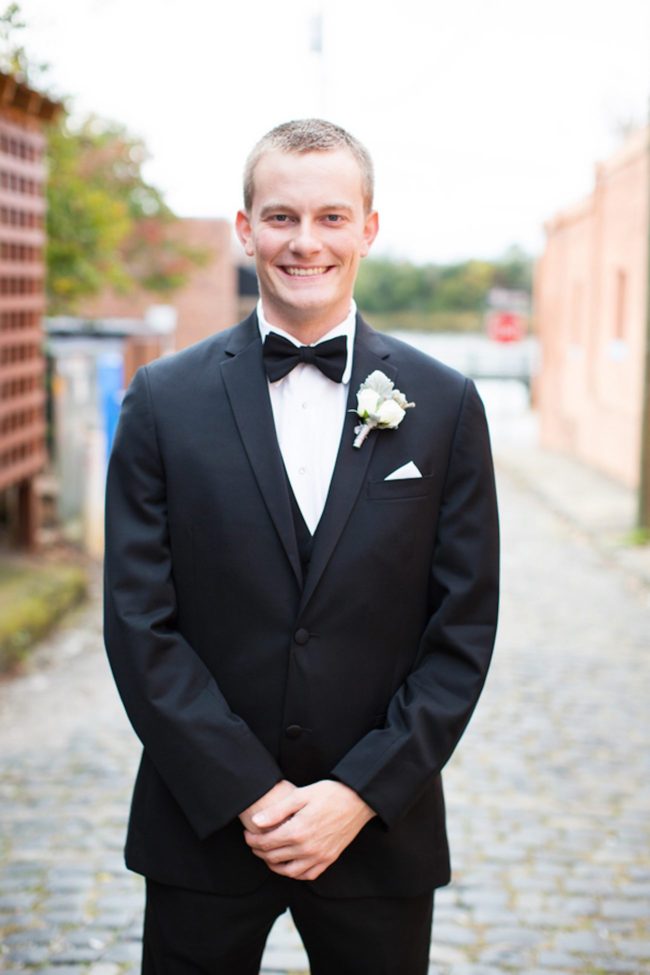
[289,220,322,255]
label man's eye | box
[271,214,289,223]
[325,214,342,223]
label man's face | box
[236,148,378,339]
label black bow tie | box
[263,332,347,384]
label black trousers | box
[142,876,434,975]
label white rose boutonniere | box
[352,370,415,449]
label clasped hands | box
[239,779,375,882]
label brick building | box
[80,217,237,354]
[0,72,59,547]
[534,128,649,488]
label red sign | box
[486,311,526,343]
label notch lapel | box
[299,317,397,614]
[220,315,302,587]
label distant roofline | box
[543,125,649,236]
[0,70,62,122]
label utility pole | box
[638,103,650,532]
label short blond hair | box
[243,118,374,213]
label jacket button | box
[285,724,302,739]
[294,628,310,645]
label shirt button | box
[301,401,308,410]
[298,466,307,475]
[294,628,310,645]
[285,724,302,740]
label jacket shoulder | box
[136,316,256,387]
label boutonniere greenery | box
[352,370,415,449]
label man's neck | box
[258,301,356,347]
[283,323,337,345]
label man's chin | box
[269,287,345,316]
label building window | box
[570,282,583,344]
[614,269,627,341]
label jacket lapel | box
[220,314,302,587]
[299,316,397,614]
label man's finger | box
[292,862,329,881]
[267,857,322,879]
[243,826,297,851]
[251,791,307,829]
[249,844,297,865]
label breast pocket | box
[366,474,436,501]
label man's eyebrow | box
[258,203,293,218]
[258,202,355,218]
[318,203,354,213]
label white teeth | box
[284,267,327,276]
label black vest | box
[286,475,314,584]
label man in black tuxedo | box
[104,119,499,974]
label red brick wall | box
[0,112,48,493]
[534,129,649,488]
[81,218,237,354]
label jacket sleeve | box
[103,366,283,840]
[331,379,499,827]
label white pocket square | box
[384,461,422,481]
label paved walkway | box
[1,425,649,974]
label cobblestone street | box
[1,455,649,975]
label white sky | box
[17,0,650,263]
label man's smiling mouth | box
[281,266,331,276]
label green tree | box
[357,252,532,314]
[45,118,133,311]
[491,245,533,292]
[1,4,207,314]
[432,260,495,312]
[355,250,533,332]
[1,3,51,92]
[46,115,207,314]
[355,259,444,313]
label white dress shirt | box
[257,300,356,534]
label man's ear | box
[235,210,255,257]
[360,210,379,257]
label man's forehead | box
[250,148,366,203]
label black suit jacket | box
[104,312,499,897]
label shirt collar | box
[257,299,356,385]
